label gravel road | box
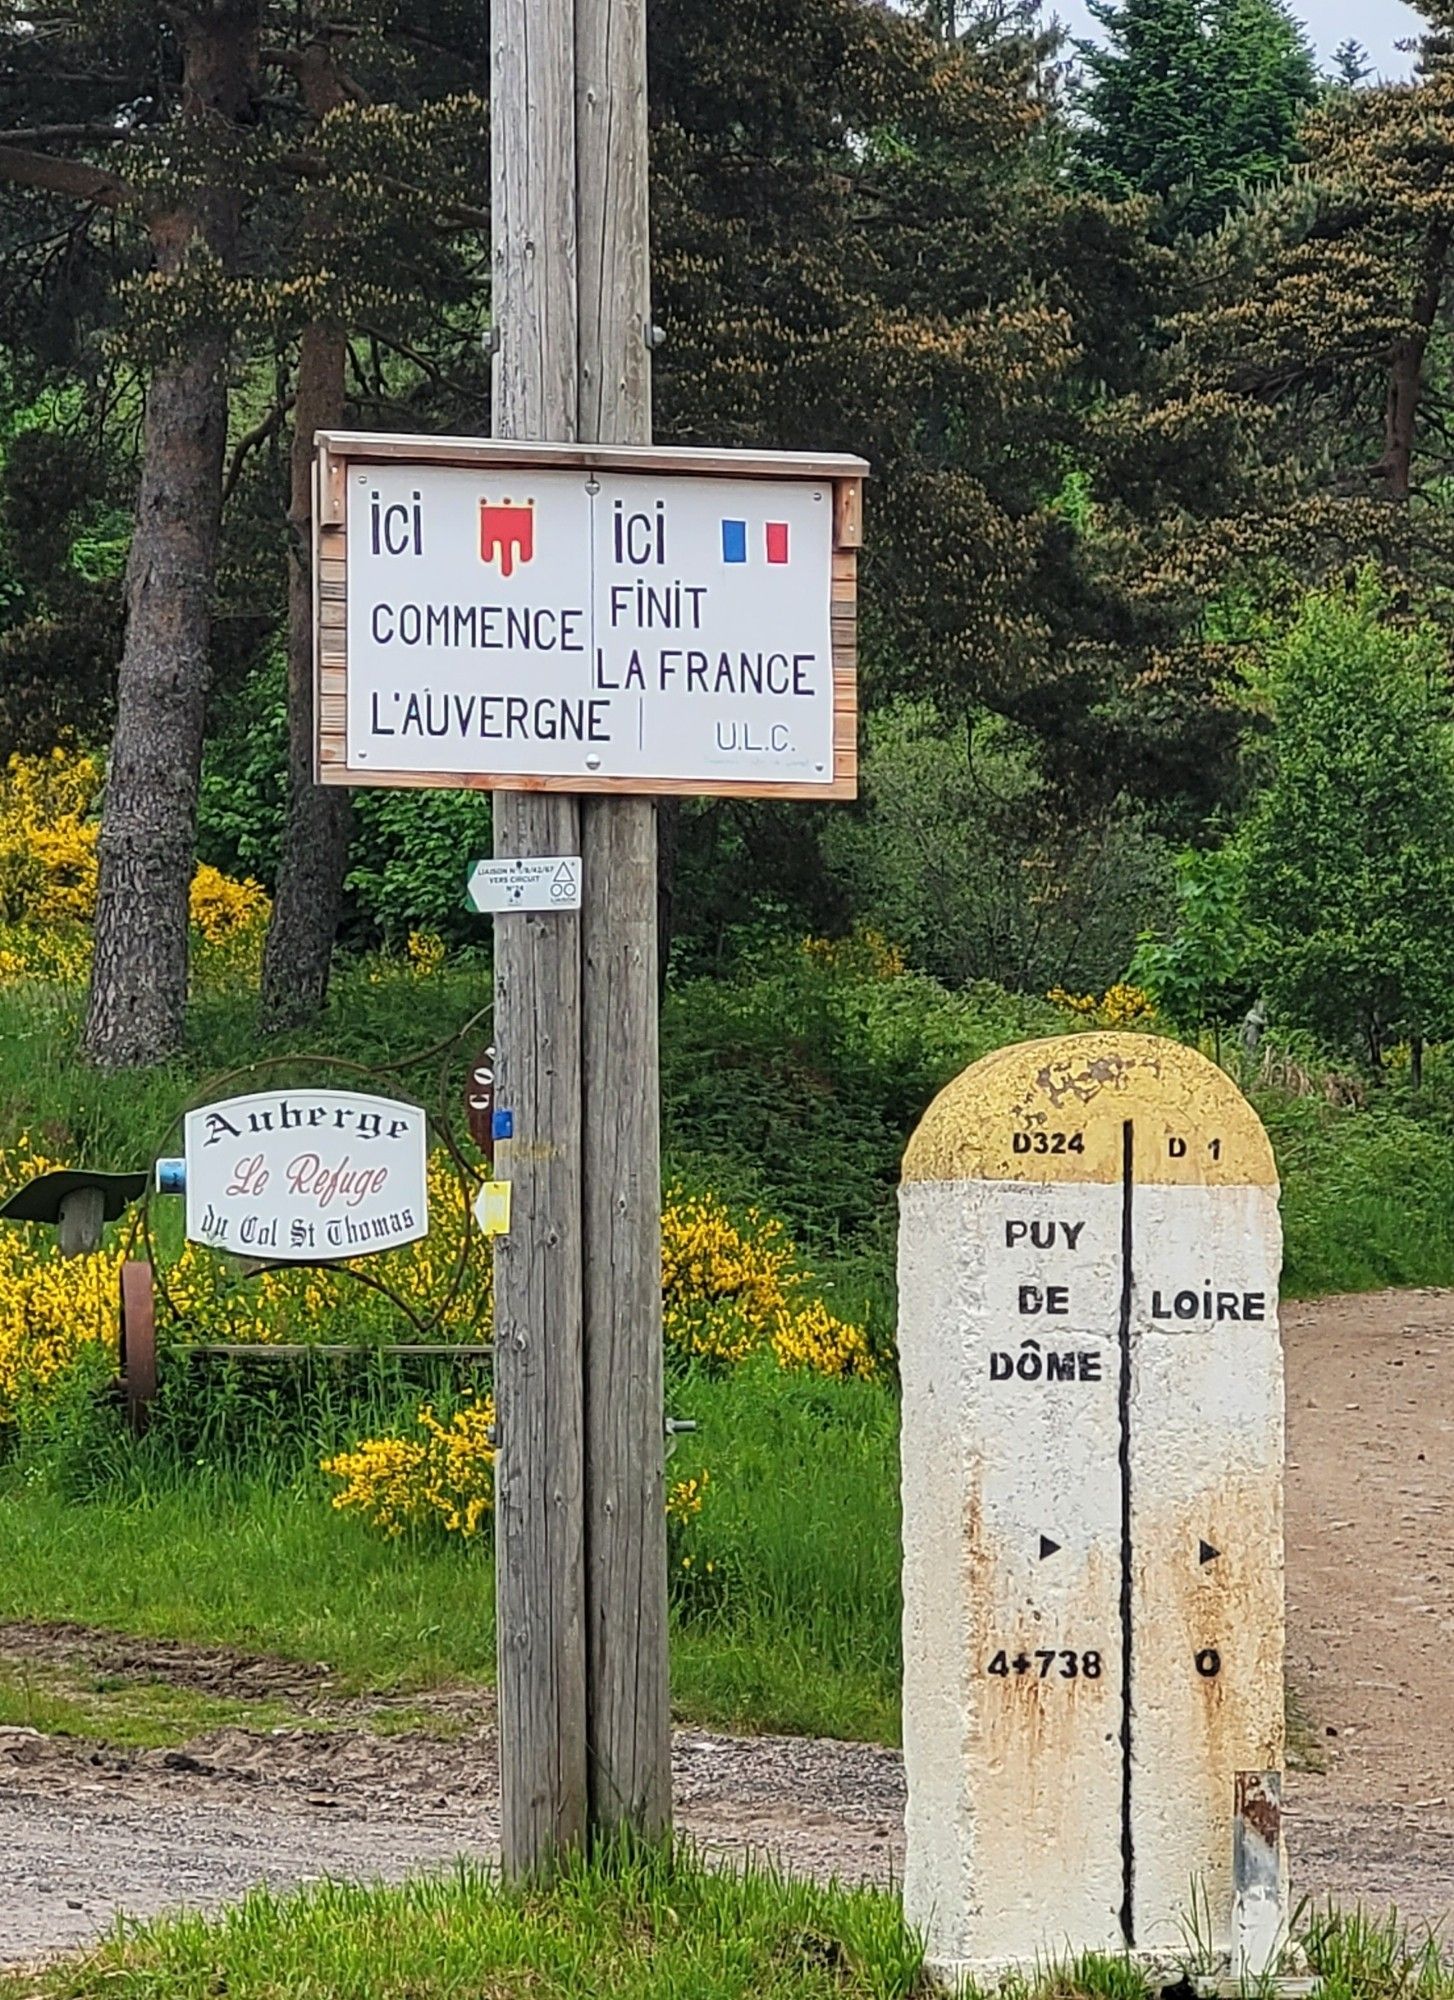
[3,1287,1453,1963]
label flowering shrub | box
[188,863,270,944]
[665,1466,721,1590]
[0,1141,123,1425]
[665,1467,707,1527]
[802,927,906,980]
[661,1190,874,1379]
[322,1398,497,1538]
[1047,982,1158,1030]
[324,1403,711,1547]
[0,927,93,986]
[406,930,447,977]
[0,750,271,989]
[0,748,101,925]
[226,1183,871,1380]
[318,1193,870,1543]
[0,1143,493,1439]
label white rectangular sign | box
[468,855,582,912]
[183,1089,429,1261]
[336,457,849,791]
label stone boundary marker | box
[898,1033,1284,1979]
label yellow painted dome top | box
[902,1032,1277,1188]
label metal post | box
[1233,1769,1284,1980]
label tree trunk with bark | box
[1382,228,1451,504]
[260,40,353,1031]
[84,2,260,1068]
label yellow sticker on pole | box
[473,1180,512,1237]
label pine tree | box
[1074,0,1454,784]
[1162,2,1454,561]
[1332,38,1374,87]
[3,0,1191,1033]
[1076,0,1318,235]
[0,3,487,1054]
[0,2,268,1066]
[254,8,487,1029]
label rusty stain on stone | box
[1236,1772,1282,1850]
[899,1031,1283,1973]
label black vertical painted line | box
[1117,1118,1136,1949]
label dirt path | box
[0,1716,904,1962]
[1281,1289,1454,1927]
[3,1288,1453,1963]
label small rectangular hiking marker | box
[468,856,581,913]
[474,1180,512,1236]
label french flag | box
[721,520,790,564]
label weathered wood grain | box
[576,0,671,1845]
[491,0,589,1880]
[313,429,867,482]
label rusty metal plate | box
[119,1260,157,1435]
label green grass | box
[1264,1092,1454,1297]
[0,1475,496,1695]
[0,1659,308,1748]
[3,1853,1449,2000]
[1299,1904,1454,2000]
[667,1363,899,1742]
[0,1356,902,1743]
[0,1849,926,2000]
[0,1656,474,1748]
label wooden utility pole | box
[490,0,669,1873]
[490,0,589,1877]
[576,0,671,1845]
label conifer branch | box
[0,123,144,144]
[0,145,129,207]
[222,394,294,505]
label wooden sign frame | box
[313,432,866,800]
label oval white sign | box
[183,1088,429,1261]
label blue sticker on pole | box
[492,1109,514,1141]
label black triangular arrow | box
[1039,1535,1061,1560]
[1199,1539,1220,1566]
